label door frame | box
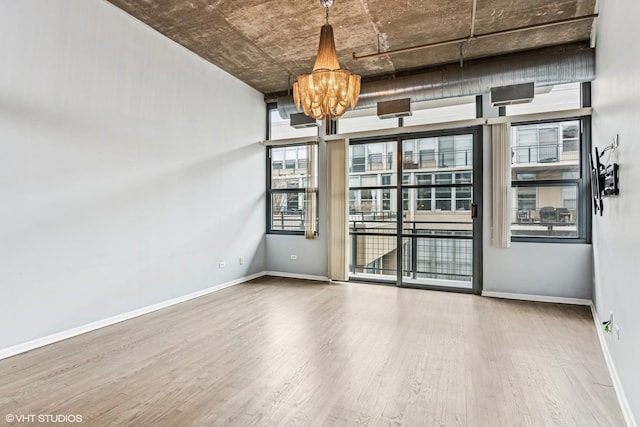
[349,125,483,295]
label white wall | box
[592,0,640,422]
[0,0,266,351]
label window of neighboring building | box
[455,172,472,211]
[510,118,589,241]
[434,173,452,211]
[382,174,392,211]
[402,174,411,212]
[268,143,318,234]
[415,173,432,211]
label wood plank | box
[0,277,626,426]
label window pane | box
[270,192,312,231]
[361,175,378,187]
[416,173,432,185]
[511,120,580,181]
[418,138,436,168]
[403,99,476,126]
[454,135,473,167]
[402,188,410,212]
[339,113,398,134]
[435,173,452,185]
[438,136,454,168]
[435,186,452,211]
[511,184,579,238]
[351,145,365,172]
[506,83,581,115]
[269,144,318,234]
[416,188,432,211]
[455,186,472,211]
[269,109,318,140]
[382,188,392,211]
[455,171,472,184]
[271,145,317,188]
[350,142,396,177]
[349,189,378,213]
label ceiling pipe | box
[352,14,597,61]
[469,0,478,38]
[277,45,594,119]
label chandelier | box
[293,0,361,120]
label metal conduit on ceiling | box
[277,45,595,119]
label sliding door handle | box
[471,203,478,218]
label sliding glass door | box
[349,140,398,280]
[348,127,482,293]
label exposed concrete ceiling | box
[106,0,597,98]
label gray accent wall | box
[481,98,593,300]
[0,1,266,350]
[266,140,328,278]
[592,0,640,422]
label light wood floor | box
[0,277,625,426]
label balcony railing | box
[512,143,580,165]
[349,214,472,282]
[271,209,305,231]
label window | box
[351,145,365,173]
[403,98,477,126]
[268,108,318,140]
[415,173,432,211]
[402,174,410,212]
[510,118,589,241]
[382,174,392,211]
[418,139,436,167]
[268,143,318,234]
[455,172,472,211]
[438,137,454,168]
[506,83,581,116]
[435,173,452,211]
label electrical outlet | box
[219,261,226,268]
[290,254,297,260]
[239,257,244,265]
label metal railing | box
[271,210,305,231]
[349,217,472,282]
[512,143,561,164]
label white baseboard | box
[0,272,265,361]
[591,306,638,427]
[264,271,329,282]
[481,291,592,306]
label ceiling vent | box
[290,113,318,128]
[377,98,412,119]
[490,82,535,107]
